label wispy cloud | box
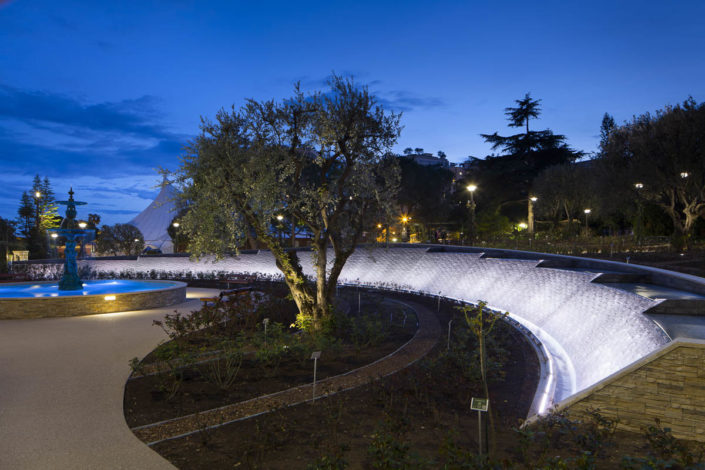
[374,90,446,113]
[0,84,173,140]
[280,74,442,113]
[0,84,189,225]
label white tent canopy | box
[128,180,180,254]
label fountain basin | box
[0,280,187,319]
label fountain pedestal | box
[50,188,93,291]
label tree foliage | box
[96,223,144,255]
[397,158,453,228]
[0,217,18,272]
[173,77,401,327]
[533,163,597,229]
[17,191,34,239]
[32,175,61,231]
[470,94,583,217]
[598,97,705,249]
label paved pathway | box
[0,288,218,469]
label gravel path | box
[131,299,441,446]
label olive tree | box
[174,77,401,329]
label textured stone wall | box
[560,340,705,442]
[0,282,186,319]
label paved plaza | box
[0,288,218,469]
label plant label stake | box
[447,319,454,351]
[471,397,489,455]
[311,351,321,403]
[357,279,361,314]
[263,318,270,346]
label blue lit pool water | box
[0,280,180,298]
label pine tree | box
[17,191,34,239]
[31,175,60,231]
[480,93,581,164]
[599,113,616,151]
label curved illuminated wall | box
[74,246,672,406]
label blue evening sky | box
[1,0,703,225]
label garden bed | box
[124,286,418,428]
[127,288,705,468]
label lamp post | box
[528,196,537,236]
[583,209,591,237]
[171,222,180,253]
[50,232,58,258]
[466,184,477,245]
[401,216,410,242]
[276,214,284,244]
[634,183,644,244]
[33,191,42,230]
[77,222,87,258]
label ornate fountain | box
[0,187,186,318]
[50,188,93,290]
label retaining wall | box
[557,339,705,442]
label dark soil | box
[147,294,542,469]
[124,328,414,428]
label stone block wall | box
[558,339,705,442]
[0,282,186,319]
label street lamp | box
[275,215,285,243]
[466,184,477,245]
[583,209,591,237]
[633,183,645,243]
[172,222,180,228]
[33,191,43,229]
[528,196,537,236]
[680,172,689,179]
[400,215,411,242]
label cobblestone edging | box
[553,339,705,443]
[131,300,441,446]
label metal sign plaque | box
[471,397,489,412]
[310,351,321,360]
